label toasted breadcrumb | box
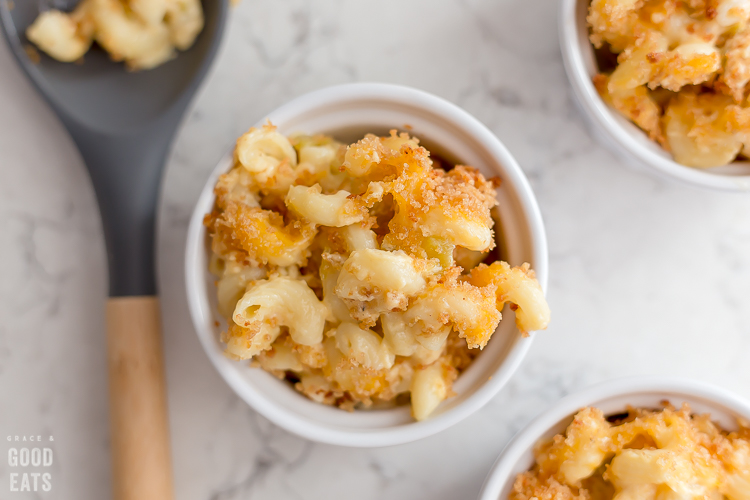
[511,473,589,500]
[588,0,750,167]
[512,404,750,500]
[206,128,550,420]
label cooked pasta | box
[588,0,750,168]
[26,0,203,70]
[511,404,750,500]
[205,125,551,420]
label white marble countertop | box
[1,0,749,498]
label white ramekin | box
[185,83,548,447]
[560,0,750,192]
[478,376,750,500]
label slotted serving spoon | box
[0,1,228,498]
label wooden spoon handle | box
[106,296,174,500]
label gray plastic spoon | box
[0,1,228,498]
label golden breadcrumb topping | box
[511,404,750,500]
[205,125,550,420]
[588,0,750,167]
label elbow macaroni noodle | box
[511,404,750,500]
[26,0,204,70]
[205,125,550,420]
[588,0,750,168]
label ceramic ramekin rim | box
[184,82,548,447]
[559,0,750,193]
[478,375,750,499]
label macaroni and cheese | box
[588,0,750,168]
[26,0,204,70]
[205,125,550,420]
[511,404,750,500]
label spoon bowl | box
[2,0,228,294]
[1,0,224,131]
